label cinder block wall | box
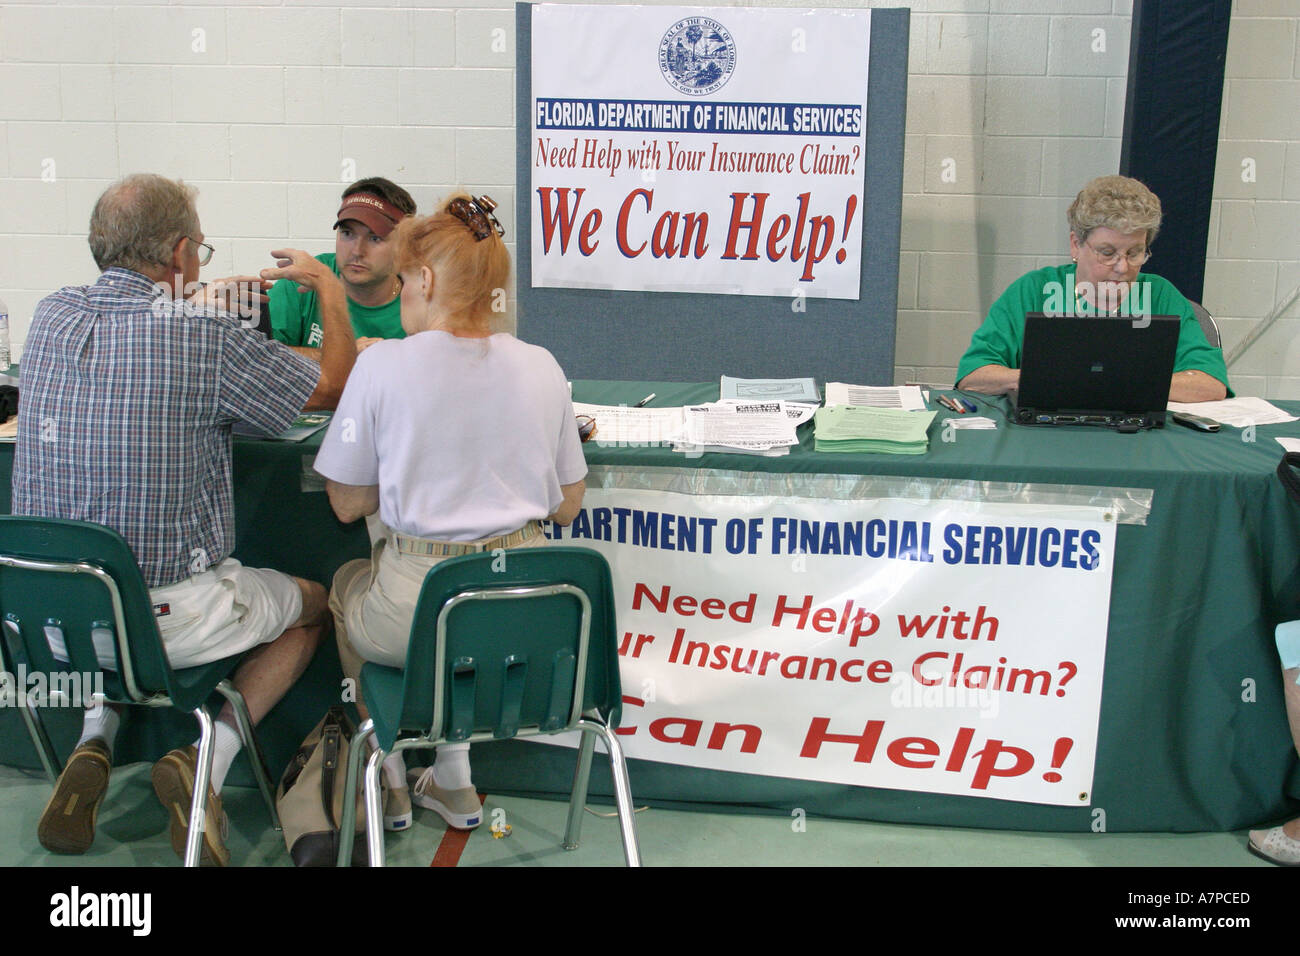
[1206,0,1300,399]
[0,0,517,343]
[896,0,1131,387]
[0,0,1295,396]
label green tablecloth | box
[3,381,1299,832]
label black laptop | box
[1013,313,1180,430]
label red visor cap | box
[334,193,406,238]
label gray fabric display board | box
[514,4,909,385]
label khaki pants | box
[330,531,548,686]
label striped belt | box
[391,521,543,557]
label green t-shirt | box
[954,263,1232,396]
[268,253,405,348]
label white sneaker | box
[408,767,482,830]
[1248,825,1300,866]
[384,786,412,832]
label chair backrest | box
[1189,300,1221,349]
[397,547,622,743]
[0,516,175,703]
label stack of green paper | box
[814,406,937,454]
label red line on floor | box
[429,792,486,867]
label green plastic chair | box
[0,516,282,866]
[336,546,641,866]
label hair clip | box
[448,195,505,241]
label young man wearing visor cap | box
[268,177,417,356]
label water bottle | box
[0,296,10,371]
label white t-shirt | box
[314,331,587,541]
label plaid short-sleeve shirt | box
[12,268,320,587]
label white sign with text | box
[544,487,1117,806]
[531,5,870,299]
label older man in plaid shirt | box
[12,173,356,865]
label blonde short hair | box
[1067,175,1162,246]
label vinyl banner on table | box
[530,4,869,299]
[544,486,1118,806]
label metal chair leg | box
[563,729,597,850]
[18,694,63,785]
[214,680,281,830]
[337,719,375,868]
[363,746,387,867]
[186,705,217,868]
[2,618,62,784]
[579,718,641,867]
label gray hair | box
[88,174,200,272]
[1066,175,1162,247]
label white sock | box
[362,732,408,789]
[77,704,122,754]
[433,743,472,790]
[381,752,406,789]
[193,721,243,794]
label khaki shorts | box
[50,558,304,671]
[331,530,548,672]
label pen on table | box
[634,393,656,408]
[958,398,977,413]
[938,396,965,414]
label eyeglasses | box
[188,237,215,267]
[447,195,505,242]
[576,415,597,443]
[1084,241,1150,267]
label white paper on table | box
[718,398,818,425]
[682,402,799,450]
[825,382,927,411]
[572,403,687,445]
[673,442,791,457]
[947,416,997,430]
[1167,397,1296,428]
[1276,437,1300,453]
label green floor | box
[0,761,1276,868]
